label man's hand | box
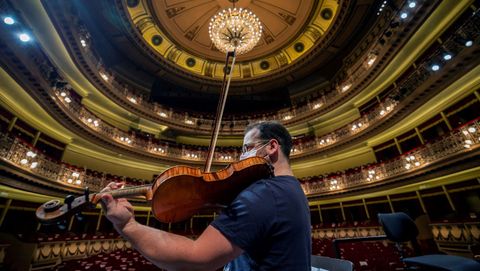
[101,182,136,232]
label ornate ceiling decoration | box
[125,0,339,80]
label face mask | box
[240,141,271,160]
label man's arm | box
[121,221,242,271]
[101,190,243,271]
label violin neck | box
[101,185,150,199]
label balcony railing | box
[1,116,478,195]
[70,0,431,134]
[300,118,480,195]
[40,8,479,162]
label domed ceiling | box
[127,0,336,80]
[74,0,378,115]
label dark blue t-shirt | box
[211,175,311,270]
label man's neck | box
[273,160,294,177]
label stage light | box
[18,33,31,42]
[431,64,440,71]
[465,40,473,47]
[400,13,408,19]
[443,54,452,61]
[408,2,416,8]
[3,16,14,25]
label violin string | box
[99,184,150,198]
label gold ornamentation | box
[209,8,262,55]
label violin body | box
[151,156,273,222]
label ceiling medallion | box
[125,0,339,81]
[208,8,262,55]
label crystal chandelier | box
[209,7,262,55]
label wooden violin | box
[36,50,271,225]
[36,156,273,224]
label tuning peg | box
[84,187,90,202]
[57,220,67,230]
[64,195,75,210]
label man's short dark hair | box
[245,121,293,160]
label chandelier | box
[209,7,262,55]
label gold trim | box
[127,0,338,79]
[308,166,480,206]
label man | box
[101,121,311,270]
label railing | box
[41,7,479,162]
[71,0,429,133]
[312,224,384,240]
[1,117,478,194]
[301,118,480,195]
[30,234,129,269]
[52,86,240,163]
[0,135,105,191]
[430,221,480,254]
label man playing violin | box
[101,121,311,270]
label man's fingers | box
[101,193,115,209]
[101,182,124,193]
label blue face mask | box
[239,141,271,160]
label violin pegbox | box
[36,187,93,224]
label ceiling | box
[71,0,379,115]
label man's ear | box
[269,139,280,154]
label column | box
[415,127,425,145]
[32,131,41,146]
[416,190,427,214]
[146,210,151,226]
[96,209,103,232]
[442,185,456,211]
[386,195,395,212]
[362,198,370,219]
[340,202,346,221]
[318,204,323,223]
[473,90,480,102]
[7,117,17,132]
[394,138,402,154]
[440,112,452,131]
[0,199,12,227]
[68,216,75,231]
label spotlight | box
[400,13,408,19]
[3,16,15,25]
[443,54,452,60]
[431,64,440,71]
[454,36,473,47]
[18,33,31,42]
[408,2,416,8]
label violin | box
[36,156,273,224]
[36,50,273,225]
